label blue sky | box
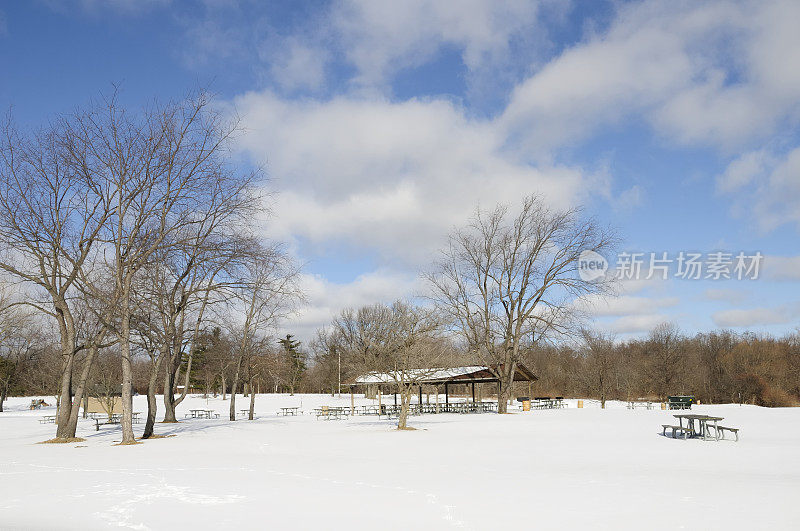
[2,0,799,340]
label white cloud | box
[501,0,800,153]
[612,185,644,212]
[608,314,670,334]
[762,255,800,281]
[704,288,748,305]
[233,90,595,265]
[719,146,800,231]
[577,294,678,317]
[266,38,328,92]
[45,0,171,15]
[283,269,422,341]
[717,149,771,193]
[333,0,546,88]
[713,304,800,328]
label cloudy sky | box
[1,0,799,340]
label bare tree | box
[330,301,450,430]
[427,195,615,412]
[647,322,685,399]
[69,91,259,444]
[0,295,43,412]
[227,243,301,421]
[156,216,259,425]
[578,329,618,408]
[0,111,115,439]
[131,232,254,438]
[309,328,343,396]
[380,303,449,430]
[88,349,123,420]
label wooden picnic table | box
[187,409,217,419]
[360,404,385,415]
[39,415,57,424]
[314,407,347,420]
[91,412,140,430]
[674,413,724,441]
[278,407,300,416]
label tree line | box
[524,324,800,408]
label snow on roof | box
[352,366,492,384]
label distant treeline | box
[520,324,800,407]
[4,323,798,409]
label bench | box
[662,424,694,439]
[93,417,119,430]
[39,416,56,424]
[667,396,695,410]
[714,425,739,442]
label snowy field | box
[1,394,799,530]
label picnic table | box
[277,407,300,416]
[39,415,57,424]
[91,412,141,430]
[186,409,218,419]
[314,406,348,420]
[672,414,725,441]
[360,404,386,416]
[530,397,558,410]
[438,401,498,414]
[628,401,654,410]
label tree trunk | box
[229,356,243,421]
[142,355,163,439]
[53,302,83,440]
[248,379,256,420]
[63,343,100,438]
[221,374,227,400]
[497,360,517,414]
[0,387,7,412]
[397,385,411,429]
[55,350,75,438]
[173,353,192,407]
[117,284,137,445]
[162,353,179,423]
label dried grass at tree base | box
[39,437,86,444]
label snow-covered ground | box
[1,394,798,530]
